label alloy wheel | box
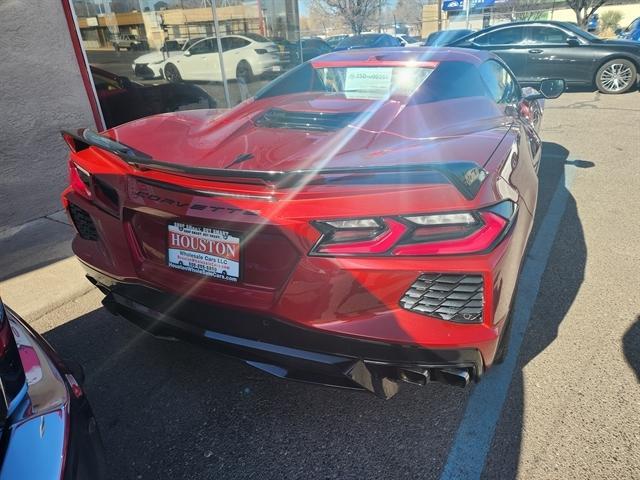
[600,63,634,93]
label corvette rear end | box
[61,49,555,398]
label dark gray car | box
[450,21,640,94]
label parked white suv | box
[162,34,281,83]
[112,34,148,51]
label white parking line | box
[440,163,577,480]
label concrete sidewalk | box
[0,210,93,322]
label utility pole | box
[209,0,231,108]
[465,0,471,29]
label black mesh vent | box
[254,108,359,132]
[68,203,98,241]
[400,274,483,323]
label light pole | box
[465,0,471,29]
[209,0,231,108]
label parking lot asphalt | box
[0,90,638,480]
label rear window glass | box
[255,61,495,104]
[316,66,434,99]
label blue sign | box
[442,0,495,11]
[442,0,464,11]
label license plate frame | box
[166,222,241,283]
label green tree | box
[600,10,623,32]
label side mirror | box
[183,50,192,57]
[566,36,580,47]
[539,78,565,98]
[614,27,623,36]
[525,78,565,101]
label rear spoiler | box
[61,128,488,200]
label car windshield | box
[338,35,382,47]
[428,30,472,45]
[242,33,270,43]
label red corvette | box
[61,49,563,398]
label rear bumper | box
[85,265,484,399]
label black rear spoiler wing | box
[61,128,488,199]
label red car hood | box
[107,92,511,173]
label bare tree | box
[564,0,609,27]
[393,0,428,28]
[492,0,548,22]
[311,0,385,34]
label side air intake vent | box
[400,274,483,323]
[254,108,359,132]
[68,203,98,241]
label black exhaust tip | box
[399,368,430,386]
[433,368,470,388]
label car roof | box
[313,47,492,66]
[477,20,576,31]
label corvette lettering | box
[131,190,189,207]
[131,190,258,216]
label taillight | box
[311,202,515,256]
[69,161,92,199]
[393,211,506,255]
[312,218,407,255]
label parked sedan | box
[451,21,640,93]
[91,66,216,128]
[0,298,104,478]
[325,34,349,48]
[333,33,402,50]
[279,38,333,66]
[62,48,563,399]
[163,34,282,83]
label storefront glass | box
[70,0,304,129]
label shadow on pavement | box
[482,142,590,478]
[622,316,640,383]
[0,216,74,282]
[46,305,471,480]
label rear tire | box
[595,59,637,94]
[236,60,253,83]
[164,63,182,83]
